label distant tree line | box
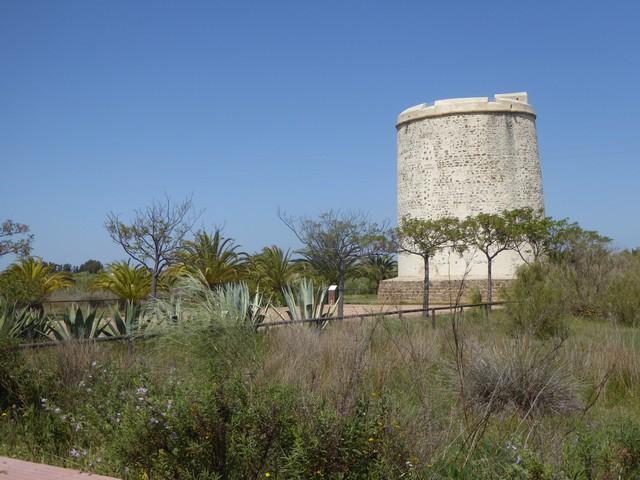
[2,199,636,326]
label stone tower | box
[378,92,544,304]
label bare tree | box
[280,210,389,318]
[105,196,198,298]
[396,216,462,316]
[1,219,33,258]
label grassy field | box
[344,293,379,304]
[1,311,640,479]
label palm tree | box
[360,254,398,291]
[250,246,300,304]
[93,262,152,302]
[177,229,246,288]
[0,257,73,306]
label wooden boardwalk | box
[0,456,119,479]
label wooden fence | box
[17,301,506,351]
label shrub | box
[505,262,569,339]
[0,340,56,410]
[564,417,640,479]
[602,256,640,326]
[464,339,580,416]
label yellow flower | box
[1,412,7,417]
[265,473,271,478]
[368,437,375,442]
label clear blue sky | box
[1,0,639,267]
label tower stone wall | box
[379,93,544,304]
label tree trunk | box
[151,271,158,299]
[337,269,345,319]
[422,255,430,319]
[486,258,493,310]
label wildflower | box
[265,473,271,478]
[136,387,148,395]
[150,417,160,425]
[70,448,80,458]
[1,412,7,417]
[368,437,375,443]
[53,407,62,414]
[90,360,97,368]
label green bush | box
[505,262,569,339]
[564,417,640,479]
[602,257,640,326]
[112,375,411,479]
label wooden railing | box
[16,301,506,350]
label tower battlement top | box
[397,92,535,127]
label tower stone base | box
[377,277,512,306]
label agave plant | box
[279,278,339,328]
[50,305,110,340]
[92,262,152,302]
[106,300,145,336]
[216,282,267,329]
[0,297,50,341]
[0,257,73,306]
[145,275,269,334]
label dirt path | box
[0,456,119,480]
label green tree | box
[250,245,300,305]
[280,210,389,318]
[360,254,397,292]
[0,257,73,307]
[462,211,520,306]
[92,262,152,302]
[177,228,247,289]
[396,216,461,315]
[78,259,104,274]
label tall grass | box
[3,307,640,477]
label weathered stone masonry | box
[379,93,544,304]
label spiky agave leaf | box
[0,297,50,341]
[50,304,110,340]
[106,300,145,337]
[280,278,339,328]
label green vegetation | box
[2,203,640,477]
[1,309,640,479]
[0,257,73,307]
[176,228,247,289]
[92,262,152,303]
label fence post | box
[431,309,436,329]
[398,309,403,320]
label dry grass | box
[255,313,640,468]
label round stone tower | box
[379,92,544,304]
